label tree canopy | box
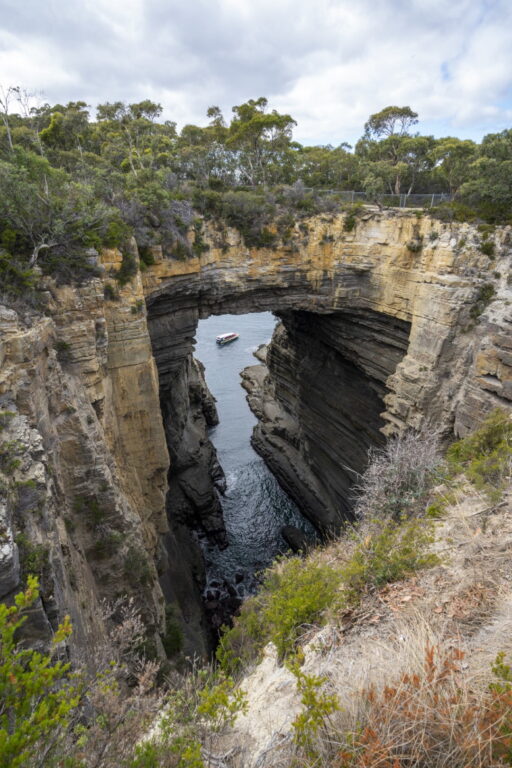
[0,91,510,296]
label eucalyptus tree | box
[227,97,297,185]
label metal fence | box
[302,190,453,208]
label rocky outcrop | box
[0,245,208,657]
[242,308,411,529]
[142,210,512,531]
[160,355,227,546]
[2,208,511,656]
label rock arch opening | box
[145,266,412,638]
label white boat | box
[216,332,240,345]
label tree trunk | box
[29,242,55,268]
[1,113,13,153]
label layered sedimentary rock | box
[143,209,512,531]
[0,245,208,656]
[242,308,411,529]
[1,208,511,656]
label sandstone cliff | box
[1,208,511,656]
[142,209,512,532]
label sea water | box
[194,312,316,596]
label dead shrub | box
[353,430,443,521]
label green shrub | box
[262,558,341,659]
[104,281,120,301]
[130,670,246,768]
[192,219,209,255]
[102,217,132,249]
[171,239,191,260]
[343,203,363,232]
[340,517,438,603]
[290,664,340,758]
[469,282,496,319]
[0,439,21,474]
[116,250,138,285]
[0,252,36,297]
[479,239,495,257]
[431,201,478,223]
[139,245,156,266]
[407,236,423,252]
[162,604,184,657]
[218,514,438,675]
[73,494,105,528]
[14,533,49,579]
[216,597,263,675]
[447,409,512,501]
[217,558,340,670]
[124,545,152,587]
[131,299,144,314]
[89,530,122,560]
[0,577,79,768]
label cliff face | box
[242,308,411,528]
[1,208,511,655]
[0,245,208,656]
[143,209,512,531]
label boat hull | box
[216,334,239,345]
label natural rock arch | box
[141,209,511,531]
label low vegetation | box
[447,408,512,501]
[1,94,511,300]
[2,411,512,767]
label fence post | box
[351,190,354,202]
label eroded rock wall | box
[2,208,511,655]
[242,308,411,529]
[0,245,209,657]
[143,209,512,530]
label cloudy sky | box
[1,0,511,146]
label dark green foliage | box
[0,577,79,768]
[116,250,138,285]
[73,494,105,528]
[407,236,424,252]
[139,245,156,266]
[14,533,49,579]
[0,251,35,297]
[104,281,120,301]
[192,218,209,255]
[261,558,341,659]
[131,299,144,314]
[339,517,438,602]
[430,201,478,223]
[216,558,339,671]
[470,282,496,319]
[342,203,364,232]
[54,339,71,362]
[219,190,276,248]
[89,530,122,560]
[479,239,495,256]
[171,239,191,260]
[1,95,512,304]
[0,439,21,474]
[102,217,132,249]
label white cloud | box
[0,0,511,144]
